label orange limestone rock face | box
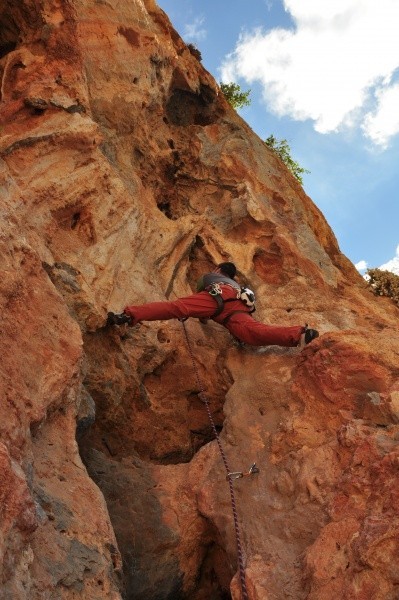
[1,0,399,599]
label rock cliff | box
[1,1,399,599]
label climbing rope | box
[180,319,254,600]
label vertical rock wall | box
[1,0,399,598]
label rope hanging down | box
[180,319,259,600]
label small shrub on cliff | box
[220,82,251,109]
[264,134,310,185]
[366,268,399,306]
[187,43,202,61]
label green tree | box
[366,268,399,306]
[265,134,310,185]
[220,82,251,110]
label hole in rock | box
[164,162,178,181]
[157,199,173,219]
[51,205,96,244]
[71,212,81,229]
[166,84,221,127]
[0,40,16,58]
[155,190,194,220]
[0,12,19,59]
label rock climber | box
[107,262,319,347]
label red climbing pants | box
[124,285,303,347]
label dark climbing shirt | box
[196,273,240,292]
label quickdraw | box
[227,463,260,481]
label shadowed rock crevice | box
[166,85,221,127]
[186,235,231,289]
[80,441,233,599]
[79,324,230,465]
[77,302,236,598]
[0,9,19,59]
[81,449,185,599]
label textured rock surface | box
[1,0,399,599]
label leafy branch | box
[265,135,310,185]
[366,268,399,306]
[220,82,251,110]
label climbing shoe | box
[106,312,132,326]
[304,326,319,345]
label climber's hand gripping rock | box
[106,312,132,327]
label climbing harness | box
[206,282,256,319]
[207,283,225,318]
[180,319,259,600]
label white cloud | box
[220,0,399,146]
[379,244,399,275]
[362,83,399,148]
[183,17,206,42]
[355,260,368,272]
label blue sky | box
[156,0,399,275]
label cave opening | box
[165,84,222,127]
[0,10,20,59]
[75,239,235,599]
